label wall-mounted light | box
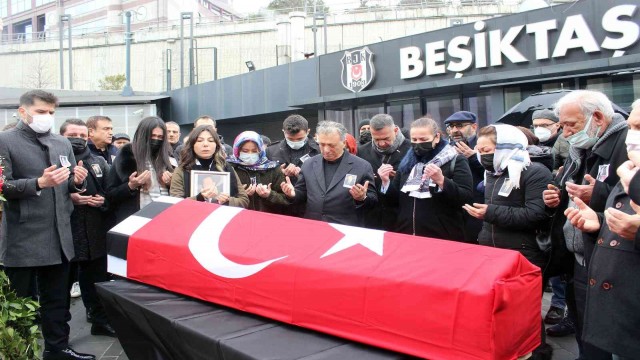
[245,61,256,72]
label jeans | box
[549,275,567,309]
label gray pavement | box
[66,291,577,360]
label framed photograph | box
[190,170,231,198]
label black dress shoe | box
[85,310,93,324]
[91,323,117,337]
[43,347,96,360]
[544,305,565,325]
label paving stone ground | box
[65,291,577,360]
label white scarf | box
[481,124,531,189]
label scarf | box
[482,124,531,189]
[400,141,457,199]
[226,131,279,171]
[372,128,405,155]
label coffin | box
[107,197,541,360]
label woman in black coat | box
[380,117,472,241]
[464,124,552,269]
[105,116,174,225]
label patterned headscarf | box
[478,124,531,189]
[227,131,279,171]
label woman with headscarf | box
[106,116,174,225]
[379,117,472,241]
[170,125,248,207]
[463,124,553,267]
[464,124,554,359]
[227,131,288,213]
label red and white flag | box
[108,197,541,359]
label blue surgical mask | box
[567,115,600,149]
[286,137,307,150]
[239,152,260,165]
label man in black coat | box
[357,114,410,230]
[60,119,115,338]
[281,121,377,227]
[87,115,118,165]
[543,90,628,360]
[445,111,483,243]
[266,114,320,217]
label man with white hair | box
[543,90,628,359]
[281,121,377,227]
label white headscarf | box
[478,124,531,189]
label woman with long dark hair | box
[170,125,248,207]
[379,117,473,241]
[106,116,174,224]
[227,131,288,213]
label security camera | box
[12,112,17,118]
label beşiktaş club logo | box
[340,46,375,93]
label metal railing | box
[0,0,572,46]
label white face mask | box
[626,129,640,154]
[286,138,307,150]
[533,127,552,142]
[567,115,600,149]
[28,112,54,133]
[239,152,260,165]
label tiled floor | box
[66,291,578,360]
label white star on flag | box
[321,223,385,258]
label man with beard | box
[60,119,115,338]
[532,109,568,170]
[357,114,411,230]
[445,111,484,243]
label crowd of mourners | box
[0,89,639,360]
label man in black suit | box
[357,114,411,230]
[281,121,377,227]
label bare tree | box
[23,54,55,89]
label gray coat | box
[583,183,640,357]
[0,121,84,267]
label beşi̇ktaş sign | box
[399,4,639,80]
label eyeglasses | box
[446,123,473,130]
[531,123,556,130]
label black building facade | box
[166,0,640,142]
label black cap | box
[444,111,478,125]
[113,133,130,141]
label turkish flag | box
[108,198,541,359]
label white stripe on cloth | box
[107,255,128,277]
[109,215,152,236]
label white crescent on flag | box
[188,206,288,279]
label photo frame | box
[190,170,231,198]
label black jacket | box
[386,154,472,241]
[266,137,320,217]
[70,149,110,261]
[478,162,552,269]
[451,135,485,243]
[88,140,119,165]
[356,139,411,230]
[546,126,628,276]
[583,184,640,357]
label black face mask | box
[480,153,495,173]
[68,137,87,155]
[359,131,372,145]
[149,139,163,154]
[412,141,434,157]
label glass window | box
[0,0,7,17]
[10,0,30,14]
[425,95,461,130]
[35,0,54,6]
[355,104,385,133]
[325,108,354,135]
[386,99,421,129]
[463,91,491,127]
